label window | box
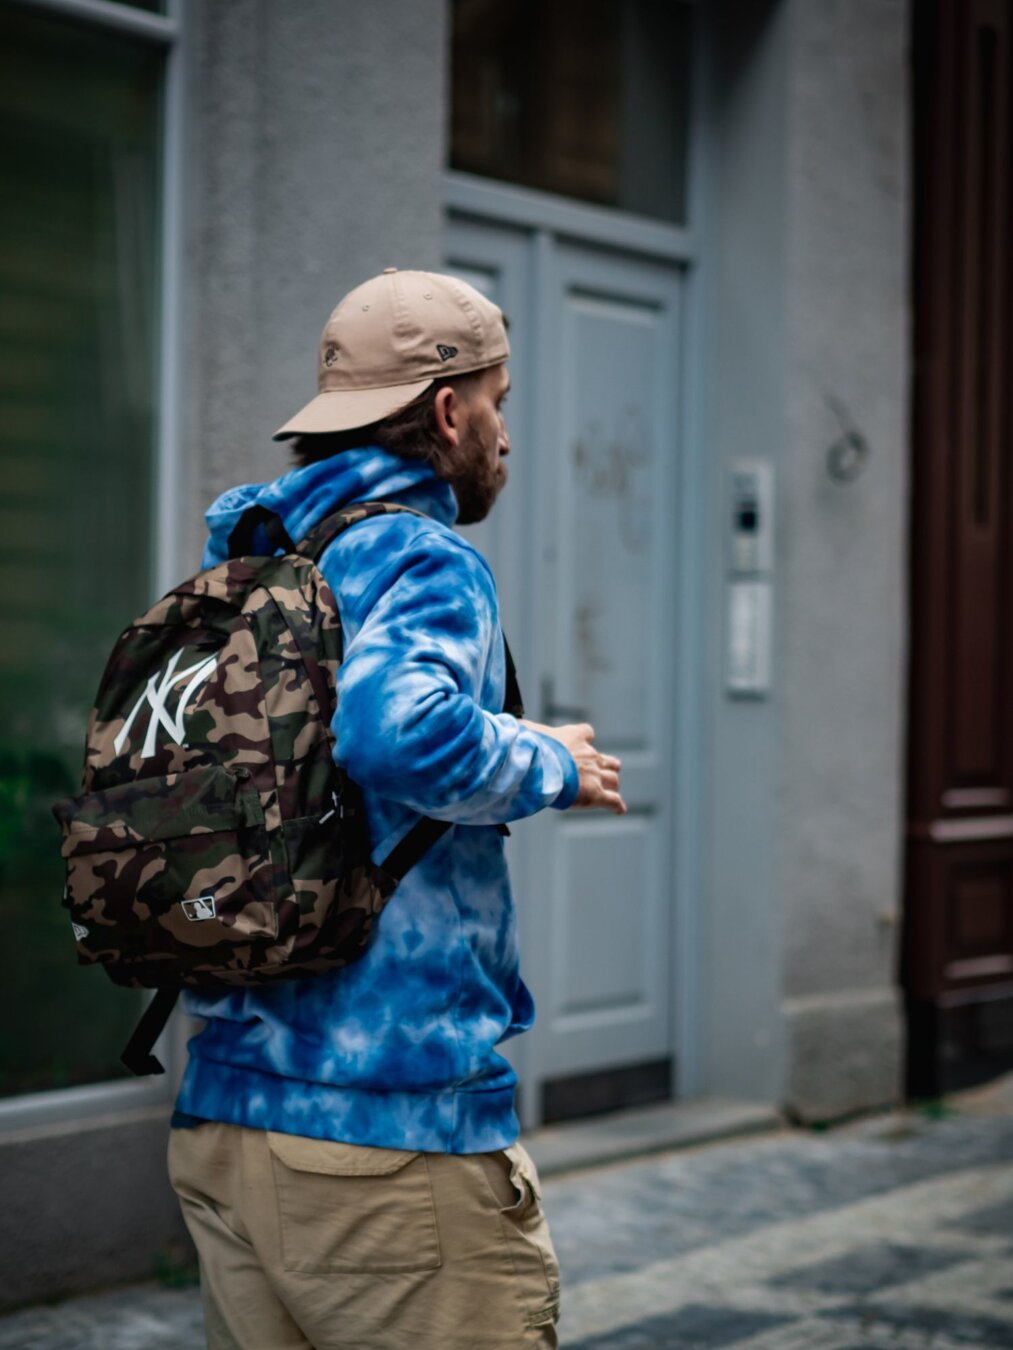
[0,3,165,1096]
[451,0,693,224]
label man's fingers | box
[574,782,629,813]
[599,754,621,770]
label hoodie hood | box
[201,447,459,568]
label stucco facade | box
[0,0,450,1306]
[703,0,909,1120]
[0,0,914,1307]
[778,0,909,1119]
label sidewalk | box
[2,1078,1011,1349]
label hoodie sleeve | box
[331,531,579,824]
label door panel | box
[446,219,684,1120]
[559,292,659,747]
[537,244,681,1082]
[906,0,1013,1094]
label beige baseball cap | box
[273,267,510,440]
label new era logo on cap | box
[436,343,458,362]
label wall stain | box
[571,404,651,554]
[575,598,612,676]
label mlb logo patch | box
[181,896,217,922]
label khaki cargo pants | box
[168,1122,561,1350]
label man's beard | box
[442,428,507,525]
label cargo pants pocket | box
[477,1142,561,1329]
[266,1132,442,1274]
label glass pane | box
[451,0,693,224]
[0,6,163,1096]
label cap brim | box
[273,378,434,440]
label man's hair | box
[289,371,481,471]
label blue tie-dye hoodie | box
[173,447,579,1152]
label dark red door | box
[905,0,1013,1094]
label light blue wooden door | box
[446,219,684,1125]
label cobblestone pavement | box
[2,1080,1011,1349]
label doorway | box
[445,193,691,1125]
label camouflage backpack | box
[52,501,523,1076]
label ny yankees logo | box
[113,648,219,759]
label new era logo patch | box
[436,343,458,362]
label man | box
[168,268,626,1349]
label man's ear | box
[433,385,461,449]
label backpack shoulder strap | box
[225,500,428,562]
[297,500,430,563]
[296,501,453,881]
[225,497,523,878]
[502,637,523,718]
[120,987,179,1075]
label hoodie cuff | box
[547,741,580,811]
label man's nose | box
[499,422,511,455]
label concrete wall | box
[183,0,448,559]
[778,0,910,1120]
[0,0,449,1312]
[0,1108,187,1311]
[0,0,912,1310]
[703,0,910,1119]
[702,0,791,1105]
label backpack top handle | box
[226,505,297,559]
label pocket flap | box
[267,1132,419,1176]
[505,1141,543,1203]
[54,764,261,856]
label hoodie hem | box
[176,1057,521,1155]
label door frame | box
[443,165,712,1114]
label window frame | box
[448,0,696,229]
[0,0,187,1132]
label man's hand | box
[519,719,628,815]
